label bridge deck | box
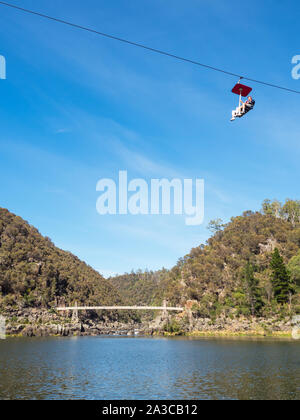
[57,306,184,312]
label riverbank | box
[1,307,295,339]
[1,307,145,338]
[162,330,293,339]
[180,313,293,338]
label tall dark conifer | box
[243,262,263,316]
[270,248,291,304]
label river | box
[0,336,299,400]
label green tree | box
[261,199,282,218]
[270,248,292,304]
[243,262,263,316]
[281,199,300,227]
[288,252,300,287]
[207,219,225,234]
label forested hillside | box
[2,199,300,325]
[110,269,169,305]
[0,208,123,309]
[112,200,300,320]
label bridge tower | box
[162,299,168,319]
[72,301,79,323]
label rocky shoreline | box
[2,308,147,337]
[1,307,295,339]
[187,315,292,336]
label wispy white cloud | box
[111,140,184,178]
[55,128,72,134]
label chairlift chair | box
[231,80,254,121]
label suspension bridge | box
[57,303,184,313]
[56,300,184,319]
[57,306,183,311]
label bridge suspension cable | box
[57,306,184,312]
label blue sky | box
[0,0,299,277]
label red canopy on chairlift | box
[232,83,252,97]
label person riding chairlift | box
[231,96,255,121]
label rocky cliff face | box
[3,307,147,337]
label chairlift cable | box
[0,1,299,95]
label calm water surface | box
[0,336,300,400]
